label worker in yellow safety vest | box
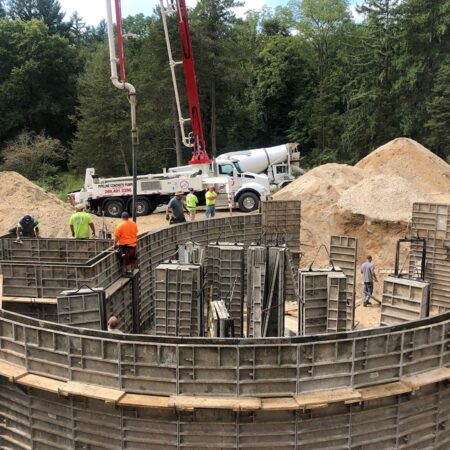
[186,188,199,221]
[205,185,218,219]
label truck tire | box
[135,197,152,216]
[104,199,124,218]
[238,192,259,213]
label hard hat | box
[175,190,183,196]
[75,204,85,211]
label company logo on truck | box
[100,182,133,195]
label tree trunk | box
[210,78,217,157]
[172,96,183,166]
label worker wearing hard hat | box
[69,204,95,239]
[166,191,189,224]
[205,186,218,219]
[9,215,40,242]
[186,188,199,221]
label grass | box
[36,172,84,202]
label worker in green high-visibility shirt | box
[186,188,199,221]
[69,204,96,239]
[205,185,218,219]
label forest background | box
[0,0,449,197]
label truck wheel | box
[135,197,151,216]
[238,192,259,213]
[104,199,124,218]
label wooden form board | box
[0,360,449,411]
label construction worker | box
[205,185,218,219]
[9,215,39,241]
[69,204,95,239]
[114,211,138,275]
[107,315,123,333]
[361,255,378,306]
[186,187,199,221]
[166,191,189,224]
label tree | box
[0,19,78,146]
[7,0,70,35]
[2,131,65,182]
[70,45,132,176]
[0,1,6,18]
[425,61,450,160]
[190,0,243,155]
[395,0,450,142]
[342,0,402,158]
[294,0,349,158]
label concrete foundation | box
[0,202,449,449]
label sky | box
[59,0,362,26]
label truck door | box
[217,163,241,188]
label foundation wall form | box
[0,250,122,298]
[0,238,113,263]
[261,200,301,301]
[1,376,450,450]
[381,276,430,326]
[411,203,450,316]
[330,235,358,330]
[1,308,450,397]
[137,215,263,331]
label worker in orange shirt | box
[114,212,138,276]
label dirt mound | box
[356,138,450,199]
[275,138,450,310]
[337,174,428,222]
[0,172,114,238]
[275,163,364,207]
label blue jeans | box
[205,204,216,218]
[363,282,373,304]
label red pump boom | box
[160,0,212,165]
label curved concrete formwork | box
[1,213,450,449]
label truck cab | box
[216,161,270,212]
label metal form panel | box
[1,301,58,323]
[380,276,430,326]
[247,246,266,338]
[411,202,450,316]
[327,272,347,333]
[1,250,122,298]
[330,235,358,330]
[207,243,245,337]
[104,279,135,334]
[137,214,262,331]
[299,270,329,336]
[57,288,105,330]
[1,376,450,449]
[154,263,202,337]
[263,247,286,337]
[261,200,301,301]
[178,241,206,265]
[0,237,112,263]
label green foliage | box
[1,0,450,187]
[425,61,450,160]
[0,18,77,144]
[2,131,65,182]
[7,0,69,34]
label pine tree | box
[425,61,450,160]
[7,0,69,35]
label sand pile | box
[337,174,428,222]
[274,138,450,304]
[0,172,114,238]
[356,138,450,199]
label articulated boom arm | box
[160,0,211,165]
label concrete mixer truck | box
[214,143,302,189]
